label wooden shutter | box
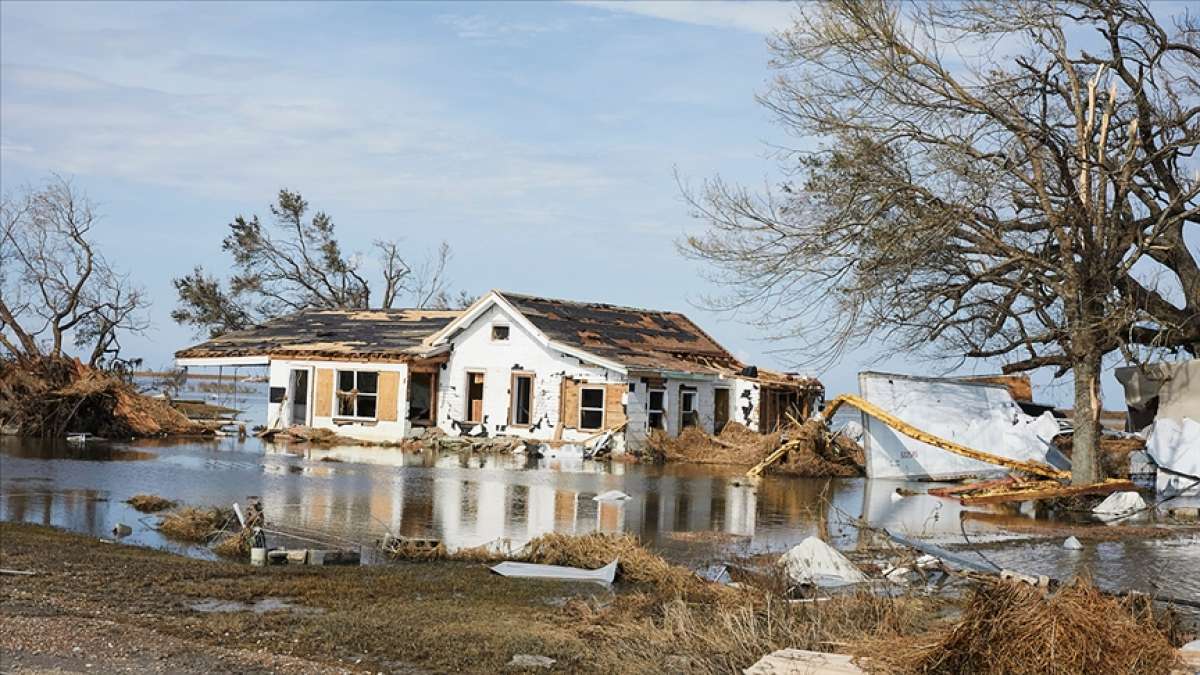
[314,369,333,418]
[378,371,400,422]
[604,383,627,428]
[560,377,580,429]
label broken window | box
[511,373,533,426]
[336,370,378,419]
[408,371,436,426]
[579,386,605,430]
[647,389,666,430]
[491,324,510,341]
[680,386,698,428]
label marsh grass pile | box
[647,420,863,477]
[158,506,234,543]
[573,589,940,674]
[858,577,1184,675]
[126,494,177,513]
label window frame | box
[334,369,380,421]
[578,385,606,431]
[647,387,666,430]
[509,371,535,427]
[679,386,698,429]
[407,370,438,427]
[490,323,511,342]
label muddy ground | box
[0,523,603,674]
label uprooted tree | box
[172,189,458,338]
[682,0,1199,484]
[0,176,191,437]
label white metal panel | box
[859,372,1061,480]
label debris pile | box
[859,578,1182,675]
[649,421,863,477]
[0,357,200,438]
[158,506,235,543]
[126,494,177,513]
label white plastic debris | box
[593,490,630,502]
[1062,536,1083,550]
[1092,491,1147,519]
[507,654,556,669]
[1147,418,1200,496]
[1182,639,1200,652]
[889,490,904,502]
[882,565,912,584]
[915,554,940,569]
[778,536,867,587]
[490,559,618,585]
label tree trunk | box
[1070,353,1103,485]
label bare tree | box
[374,239,453,309]
[173,190,456,336]
[0,176,149,368]
[682,0,1199,484]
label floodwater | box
[1,435,1197,604]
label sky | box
[0,0,1148,405]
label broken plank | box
[959,479,1136,505]
[0,569,37,576]
[927,477,1018,498]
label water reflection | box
[1,435,1196,601]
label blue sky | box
[0,1,1134,404]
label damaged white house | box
[174,290,823,450]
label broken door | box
[288,368,310,427]
[714,388,730,432]
[466,371,485,423]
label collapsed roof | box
[495,292,819,388]
[174,309,461,362]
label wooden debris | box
[957,478,1136,505]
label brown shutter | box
[604,383,626,428]
[378,371,400,422]
[560,377,579,429]
[314,369,333,418]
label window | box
[679,386,698,428]
[579,386,605,430]
[408,371,436,426]
[511,373,533,425]
[491,324,510,341]
[647,389,666,430]
[336,370,378,419]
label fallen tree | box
[0,356,200,438]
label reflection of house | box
[175,290,823,448]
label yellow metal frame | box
[746,394,1069,480]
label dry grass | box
[858,578,1182,675]
[126,494,177,513]
[158,506,233,543]
[577,590,940,674]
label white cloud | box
[0,64,611,214]
[577,1,797,35]
[434,13,570,41]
